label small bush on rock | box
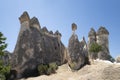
[38,62,58,75]
[89,43,102,53]
[89,43,102,59]
[49,62,58,71]
[38,64,48,75]
[69,62,77,70]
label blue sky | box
[0,0,120,58]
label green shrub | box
[49,62,58,71]
[0,32,11,80]
[0,74,6,80]
[46,67,52,75]
[37,62,58,75]
[69,62,77,69]
[89,43,102,53]
[38,64,48,75]
[47,62,58,75]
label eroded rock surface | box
[88,27,113,61]
[11,11,66,79]
[68,34,86,70]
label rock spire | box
[88,26,112,60]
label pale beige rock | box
[23,60,120,80]
[116,56,120,63]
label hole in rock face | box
[55,46,57,50]
[58,43,60,47]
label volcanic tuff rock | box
[68,24,89,70]
[96,27,110,60]
[80,37,89,64]
[116,56,120,63]
[7,11,114,80]
[11,11,66,79]
[23,60,120,80]
[88,28,96,59]
[88,27,112,61]
[68,34,85,70]
[2,51,12,65]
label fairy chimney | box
[96,26,109,49]
[88,28,96,48]
[96,26,110,59]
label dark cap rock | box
[97,26,109,35]
[19,11,30,24]
[72,23,77,31]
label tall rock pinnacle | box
[68,23,88,70]
[96,26,110,60]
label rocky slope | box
[22,60,120,80]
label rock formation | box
[80,37,89,64]
[11,11,66,79]
[7,11,115,80]
[2,51,12,65]
[25,60,120,80]
[88,27,113,61]
[116,56,120,63]
[88,28,97,59]
[68,23,88,70]
[71,23,77,34]
[96,26,110,60]
[24,60,120,80]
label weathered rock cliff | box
[11,11,66,79]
